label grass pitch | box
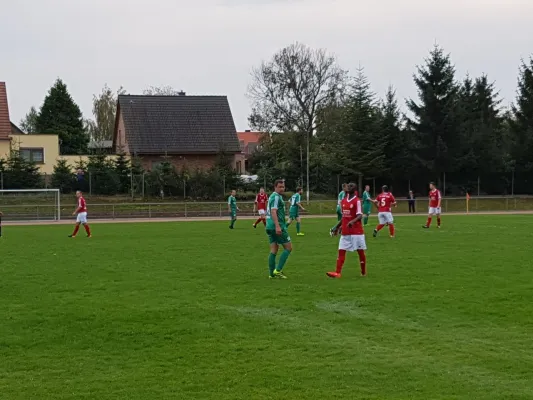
[1,215,533,399]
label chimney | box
[0,82,12,139]
[178,91,186,96]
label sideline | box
[3,210,533,226]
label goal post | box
[0,189,61,222]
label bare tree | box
[247,42,348,201]
[143,86,182,96]
[87,85,125,143]
[19,106,39,133]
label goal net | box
[0,189,61,222]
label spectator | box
[407,190,416,213]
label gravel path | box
[3,210,533,226]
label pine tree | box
[2,151,42,189]
[87,153,119,195]
[36,78,89,155]
[51,159,76,194]
[406,45,460,183]
[19,106,39,133]
[342,67,386,185]
[114,152,131,194]
[509,57,533,174]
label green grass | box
[1,215,533,399]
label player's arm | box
[253,196,258,212]
[437,191,442,208]
[271,208,282,234]
[392,195,397,207]
[227,198,231,212]
[297,201,305,211]
[72,202,82,216]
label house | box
[237,130,264,173]
[113,93,244,173]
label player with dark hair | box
[372,185,397,238]
[423,182,442,228]
[266,180,292,279]
[287,187,305,236]
[69,190,91,238]
[327,182,367,278]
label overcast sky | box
[1,0,532,131]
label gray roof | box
[116,95,240,154]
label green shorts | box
[266,229,291,245]
[363,205,372,215]
[229,211,237,219]
[289,207,299,219]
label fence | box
[1,196,533,222]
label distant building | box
[113,93,244,172]
[237,130,264,173]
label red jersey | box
[77,197,87,213]
[340,195,364,235]
[429,189,441,207]
[376,192,396,212]
[255,193,268,210]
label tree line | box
[247,43,533,195]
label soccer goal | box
[0,189,61,221]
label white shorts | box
[258,209,266,216]
[338,235,367,251]
[76,212,88,224]
[378,212,394,225]
[429,207,441,215]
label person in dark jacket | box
[407,190,416,213]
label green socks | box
[269,253,277,276]
[276,249,291,272]
[363,216,368,225]
[296,222,301,234]
[230,218,236,228]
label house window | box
[20,148,44,164]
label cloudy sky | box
[1,0,531,130]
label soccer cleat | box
[390,235,395,238]
[253,224,257,228]
[273,270,287,279]
[87,234,92,238]
[422,225,429,229]
[326,271,341,278]
[68,235,76,238]
[373,229,378,237]
[437,226,441,229]
[329,229,335,237]
[229,226,234,229]
[297,232,305,236]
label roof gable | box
[116,95,240,155]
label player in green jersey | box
[331,183,347,235]
[266,180,292,279]
[227,190,239,229]
[362,185,373,226]
[287,187,306,236]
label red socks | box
[254,218,262,226]
[426,217,432,227]
[72,225,80,236]
[376,224,385,232]
[84,224,91,235]
[389,224,395,236]
[336,250,346,273]
[357,250,366,276]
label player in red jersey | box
[326,182,367,278]
[372,185,397,238]
[69,190,92,238]
[423,182,442,228]
[253,187,268,228]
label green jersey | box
[228,195,237,211]
[266,192,286,230]
[363,191,371,205]
[337,191,346,206]
[290,193,301,208]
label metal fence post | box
[219,204,222,217]
[112,204,115,219]
[445,199,448,212]
[185,203,187,218]
[149,204,152,218]
[506,197,509,211]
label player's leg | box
[69,222,81,237]
[296,216,304,236]
[373,213,386,237]
[355,235,367,276]
[424,209,433,228]
[273,232,292,278]
[268,237,279,278]
[230,212,237,229]
[363,205,371,225]
[437,209,441,228]
[387,213,395,237]
[327,235,353,278]
[253,212,262,228]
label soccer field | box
[1,215,533,399]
